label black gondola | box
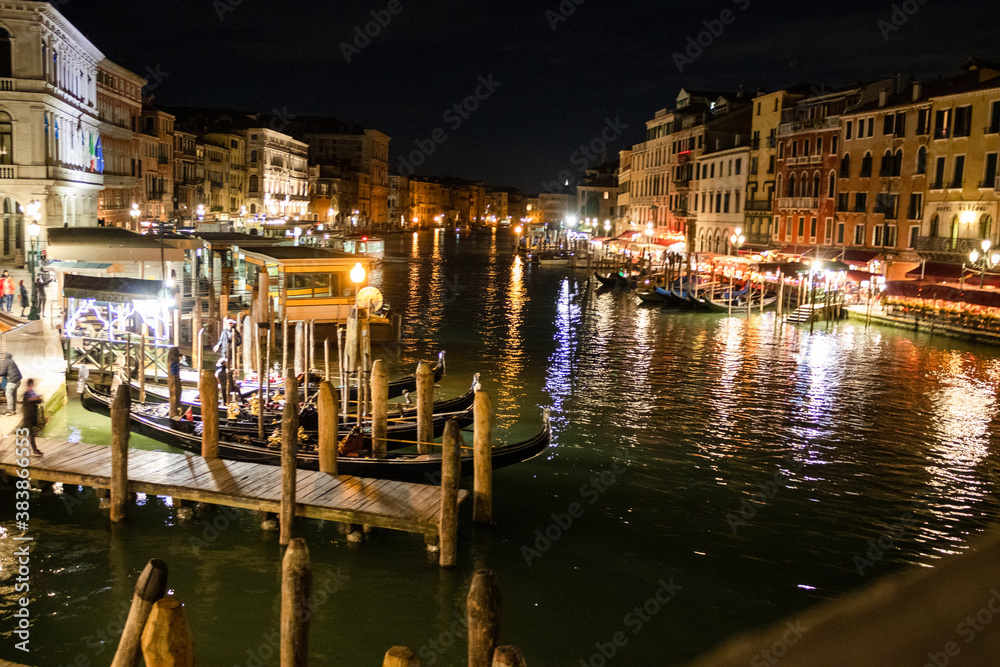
[81,384,551,483]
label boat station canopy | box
[47,227,186,263]
[241,246,374,273]
[63,274,165,304]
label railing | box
[0,165,15,179]
[0,78,13,91]
[914,236,981,254]
[673,179,690,189]
[744,200,773,212]
[777,197,819,210]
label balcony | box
[0,165,16,179]
[0,78,14,92]
[744,200,773,212]
[915,235,982,260]
[785,155,823,166]
[777,197,819,210]
[673,179,690,190]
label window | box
[983,153,997,188]
[908,226,919,249]
[815,138,823,155]
[861,152,873,177]
[249,174,259,193]
[855,192,867,212]
[916,109,931,135]
[750,157,758,175]
[824,217,833,243]
[791,141,798,158]
[831,136,838,154]
[932,157,946,189]
[895,111,906,137]
[935,109,951,139]
[828,172,836,197]
[892,150,903,177]
[953,106,972,137]
[810,217,817,239]
[734,158,741,175]
[787,174,795,197]
[846,120,853,140]
[990,101,1000,134]
[803,140,810,155]
[724,192,731,213]
[798,217,805,237]
[837,221,845,244]
[715,192,722,212]
[916,146,927,175]
[951,155,964,188]
[0,29,10,79]
[908,193,922,220]
[786,217,792,237]
[812,173,820,197]
[879,150,893,176]
[883,114,895,135]
[867,118,875,137]
[854,225,865,245]
[710,163,715,178]
[840,154,851,178]
[837,192,850,211]
[778,142,784,159]
[768,155,775,174]
[0,112,11,165]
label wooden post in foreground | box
[492,646,527,667]
[280,538,311,667]
[110,558,168,667]
[473,389,493,524]
[139,332,147,403]
[140,596,195,667]
[317,380,338,475]
[199,369,219,459]
[110,384,131,523]
[383,647,421,667]
[168,347,181,421]
[371,359,389,459]
[280,370,299,546]
[415,361,434,455]
[192,298,202,371]
[467,569,502,667]
[439,419,460,568]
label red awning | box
[777,245,842,260]
[904,262,970,281]
[847,270,876,283]
[843,249,882,265]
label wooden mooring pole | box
[416,361,434,455]
[371,359,389,459]
[492,646,528,666]
[467,569,502,667]
[280,538,312,667]
[382,647,420,667]
[280,370,299,546]
[110,384,131,523]
[200,369,219,459]
[110,559,168,667]
[168,347,181,420]
[317,380,338,475]
[140,596,195,667]
[439,418,460,568]
[473,389,493,524]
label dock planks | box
[0,437,466,539]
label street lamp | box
[350,262,366,308]
[196,204,205,222]
[129,203,140,230]
[969,239,1000,289]
[730,227,745,255]
[23,200,42,320]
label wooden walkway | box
[0,437,465,539]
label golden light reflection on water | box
[495,255,527,422]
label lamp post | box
[350,262,366,309]
[24,200,42,321]
[969,239,1000,289]
[129,202,140,231]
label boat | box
[594,271,639,289]
[704,294,778,312]
[82,380,477,455]
[81,384,551,482]
[534,251,574,266]
[132,351,447,418]
[636,290,669,304]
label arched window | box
[929,214,939,237]
[0,29,11,79]
[981,215,993,240]
[776,175,782,200]
[828,171,836,197]
[787,174,795,197]
[250,203,257,214]
[812,173,821,198]
[861,152,873,178]
[840,154,851,178]
[250,150,258,164]
[0,112,11,165]
[916,147,927,175]
[879,150,893,176]
[893,150,903,177]
[249,174,259,193]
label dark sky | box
[67,0,998,193]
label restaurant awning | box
[904,262,971,282]
[777,245,843,260]
[63,274,165,303]
[842,249,882,265]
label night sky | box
[67,0,998,193]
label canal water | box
[3,229,1000,666]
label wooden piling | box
[199,369,219,460]
[371,359,389,459]
[168,347,181,420]
[243,315,254,376]
[492,646,527,667]
[383,647,421,667]
[467,569,502,667]
[473,389,493,524]
[415,361,434,455]
[282,316,289,377]
[139,332,147,403]
[280,370,299,546]
[294,321,304,377]
[110,384,131,524]
[110,559,168,667]
[257,333,265,440]
[280,538,312,667]
[317,381,338,475]
[140,596,195,667]
[439,419,460,568]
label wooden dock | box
[0,437,466,539]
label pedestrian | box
[212,318,236,362]
[0,270,13,312]
[18,280,28,317]
[35,274,47,315]
[21,378,44,456]
[0,352,22,415]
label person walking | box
[0,270,13,312]
[35,274,47,316]
[0,352,22,415]
[21,378,44,456]
[18,280,28,317]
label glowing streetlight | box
[969,239,1000,288]
[730,227,746,255]
[129,202,141,230]
[350,262,366,307]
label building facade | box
[96,58,144,230]
[140,106,175,221]
[245,127,309,220]
[692,146,749,253]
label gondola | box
[81,384,551,483]
[82,380,476,453]
[704,294,778,312]
[131,351,447,418]
[636,289,669,304]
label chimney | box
[912,81,922,102]
[878,89,888,108]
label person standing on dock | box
[0,352,22,415]
[21,379,43,456]
[18,280,28,317]
[0,270,12,312]
[35,274,48,316]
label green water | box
[2,229,1000,666]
